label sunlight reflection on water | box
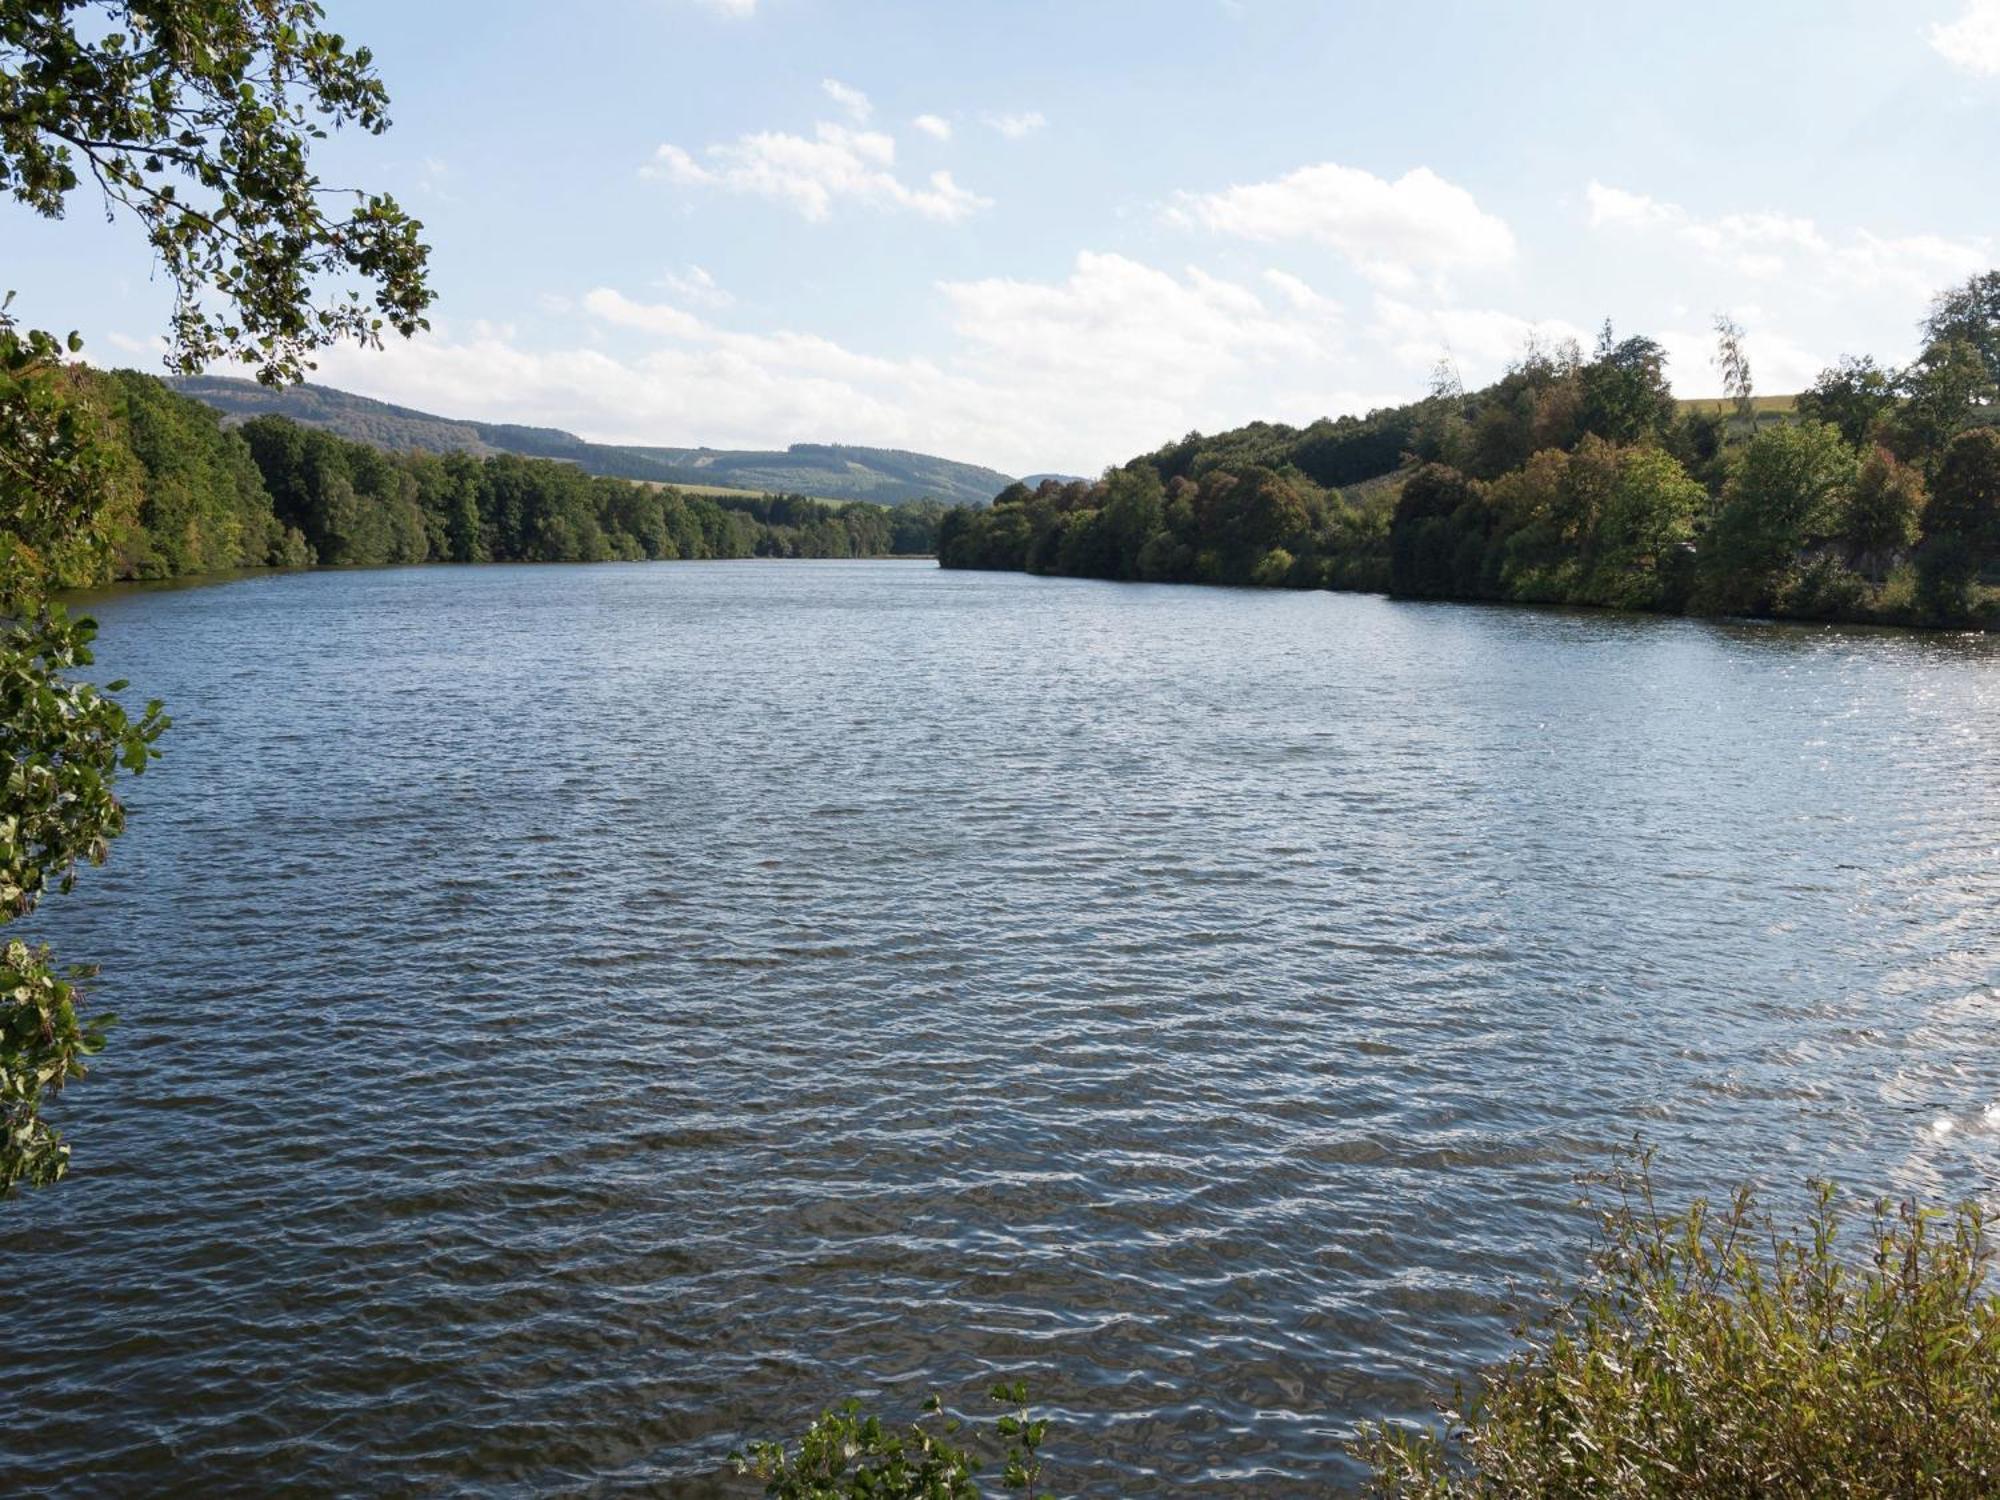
[2,561,1997,1495]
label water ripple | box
[2,561,1997,1495]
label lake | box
[4,559,1998,1494]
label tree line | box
[939,271,2000,629]
[66,368,944,586]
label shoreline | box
[938,560,2000,636]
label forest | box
[169,375,1017,507]
[58,368,943,586]
[937,271,2000,629]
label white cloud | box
[310,254,1384,476]
[1931,0,2000,74]
[1581,182,1680,233]
[654,264,733,309]
[821,78,872,122]
[103,330,166,357]
[644,121,990,222]
[1640,312,1832,400]
[1585,181,1989,300]
[693,0,757,14]
[984,110,1046,139]
[1655,321,1827,401]
[580,289,708,341]
[1261,269,1342,318]
[1368,296,1587,373]
[1171,163,1516,288]
[912,113,953,142]
[939,252,1336,379]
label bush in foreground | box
[734,1381,1052,1499]
[735,1152,2000,1497]
[1358,1149,2000,1497]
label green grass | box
[637,478,848,505]
[1675,394,1798,417]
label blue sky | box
[11,0,2000,475]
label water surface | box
[5,560,1999,1494]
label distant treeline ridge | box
[62,367,945,584]
[938,270,2000,629]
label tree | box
[1921,269,2000,398]
[1698,421,1858,615]
[1584,445,1703,611]
[1,0,434,384]
[1390,463,1491,597]
[1889,337,1989,474]
[0,303,166,1192]
[1579,329,1676,445]
[1917,427,2000,621]
[1797,355,1897,450]
[1841,446,1925,583]
[0,0,432,1193]
[1711,313,1755,440]
[1427,351,1464,402]
[1488,447,1574,600]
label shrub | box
[734,1383,1053,1499]
[1777,557,1871,622]
[1252,546,1296,587]
[1875,561,1922,621]
[1357,1149,2000,1498]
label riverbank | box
[937,553,1999,633]
[56,552,945,614]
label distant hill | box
[167,376,1017,507]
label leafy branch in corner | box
[0,0,435,384]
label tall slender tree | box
[1712,313,1755,440]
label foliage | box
[0,609,164,1191]
[1578,327,1677,446]
[1390,463,1492,598]
[1842,446,1926,583]
[1921,268,2000,399]
[1711,314,1754,438]
[1586,444,1703,610]
[104,366,295,574]
[1796,355,1897,450]
[940,266,2000,630]
[0,0,433,383]
[169,375,1013,506]
[1916,427,2000,621]
[1357,1150,2000,1498]
[1,0,436,1192]
[0,305,167,1194]
[1695,421,1858,615]
[1888,338,1990,475]
[229,413,938,567]
[13,370,944,582]
[939,464,1387,593]
[734,1383,1053,1500]
[0,936,108,1190]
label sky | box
[10,0,2000,477]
